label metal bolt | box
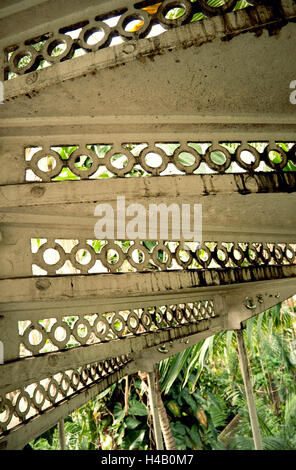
[157,345,168,353]
[244,296,257,310]
[123,43,136,54]
[256,294,264,304]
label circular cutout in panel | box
[72,319,91,344]
[155,308,164,326]
[69,242,96,272]
[204,145,232,172]
[124,18,144,32]
[43,35,73,63]
[37,156,57,172]
[117,9,151,38]
[165,7,185,19]
[236,144,261,171]
[110,153,129,169]
[37,241,66,272]
[126,312,139,333]
[284,245,295,263]
[10,46,38,74]
[86,29,105,44]
[214,245,229,267]
[70,370,80,390]
[152,243,172,268]
[139,147,169,175]
[273,245,284,264]
[196,245,212,268]
[260,243,272,264]
[105,148,135,176]
[43,248,60,265]
[127,243,149,270]
[184,306,193,322]
[175,307,184,324]
[265,145,287,170]
[28,328,43,346]
[50,321,71,348]
[165,307,175,326]
[60,374,71,396]
[100,242,124,272]
[230,245,245,267]
[93,316,110,341]
[79,21,111,51]
[141,310,152,331]
[80,366,89,386]
[173,145,201,173]
[75,248,92,265]
[23,322,46,354]
[157,0,192,27]
[144,152,163,168]
[110,313,126,337]
[30,149,63,181]
[246,245,259,263]
[15,391,31,419]
[51,42,67,55]
[47,378,59,403]
[67,147,99,178]
[89,364,98,381]
[32,384,46,410]
[176,243,193,268]
[178,152,195,166]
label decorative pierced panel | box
[0,355,130,434]
[25,141,296,182]
[4,0,263,80]
[31,240,296,275]
[18,301,216,356]
[0,298,218,436]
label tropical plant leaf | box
[128,399,147,416]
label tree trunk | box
[218,414,241,448]
[154,368,176,450]
[139,369,176,450]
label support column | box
[236,329,263,450]
[147,366,164,450]
[58,419,66,450]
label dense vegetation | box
[30,298,296,450]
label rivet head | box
[35,279,51,290]
[31,185,45,197]
[123,43,136,54]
